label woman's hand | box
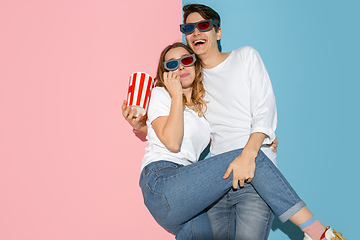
[267,137,278,152]
[163,72,182,98]
[121,100,148,134]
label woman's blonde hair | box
[155,42,207,117]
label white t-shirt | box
[140,87,211,172]
[202,46,277,163]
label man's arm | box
[223,132,265,188]
[223,47,277,188]
[248,47,277,145]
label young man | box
[181,4,276,240]
[180,4,345,240]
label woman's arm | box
[151,72,184,152]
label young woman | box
[123,42,346,240]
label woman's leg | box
[139,148,300,235]
[250,151,344,240]
[140,148,345,239]
[139,149,248,236]
[250,150,305,222]
[139,148,324,238]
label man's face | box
[184,12,221,57]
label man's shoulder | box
[233,46,257,55]
[231,46,262,64]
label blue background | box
[183,1,359,239]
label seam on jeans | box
[144,161,179,176]
[144,184,170,221]
[191,218,195,240]
[153,165,180,178]
[227,206,234,240]
[260,207,274,240]
[154,163,173,171]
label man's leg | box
[176,211,214,240]
[206,194,236,240]
[207,186,273,240]
[231,184,274,240]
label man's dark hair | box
[182,4,222,52]
[183,4,221,32]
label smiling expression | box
[184,12,221,57]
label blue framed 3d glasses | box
[163,54,196,71]
[180,19,219,35]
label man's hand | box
[222,132,267,189]
[121,100,147,133]
[222,150,256,189]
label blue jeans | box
[207,186,274,240]
[139,149,304,240]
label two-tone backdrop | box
[0,0,358,239]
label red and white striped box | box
[127,72,154,116]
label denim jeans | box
[207,186,274,240]
[139,149,304,240]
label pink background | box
[0,0,181,239]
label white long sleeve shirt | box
[202,46,277,163]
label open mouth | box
[193,39,206,47]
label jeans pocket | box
[153,163,180,179]
[144,184,170,221]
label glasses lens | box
[197,21,210,31]
[183,24,195,33]
[181,56,194,66]
[165,60,179,70]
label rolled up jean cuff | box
[278,200,306,223]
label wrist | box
[139,125,147,133]
[171,94,184,105]
[172,93,183,99]
[242,132,265,158]
[242,147,258,159]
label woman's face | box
[164,47,196,89]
